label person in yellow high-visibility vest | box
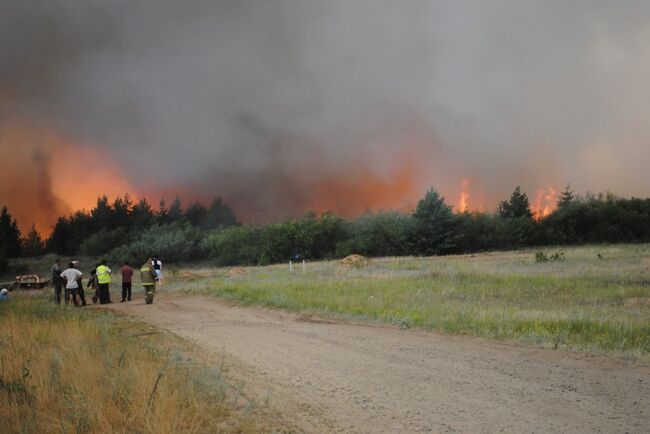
[140,256,157,304]
[96,261,112,304]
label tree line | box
[1,185,650,271]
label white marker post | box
[289,260,293,273]
[302,260,306,273]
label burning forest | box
[1,0,650,257]
[2,4,650,434]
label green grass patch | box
[166,244,650,357]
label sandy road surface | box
[105,296,649,433]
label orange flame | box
[0,120,137,236]
[308,160,423,216]
[50,146,137,213]
[532,186,557,220]
[1,117,569,237]
[458,179,470,213]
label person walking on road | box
[96,260,112,304]
[140,256,157,304]
[60,262,83,307]
[51,259,63,304]
[120,262,133,302]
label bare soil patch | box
[104,294,650,433]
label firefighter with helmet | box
[140,256,157,304]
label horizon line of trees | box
[1,184,650,272]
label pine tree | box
[168,196,183,222]
[556,183,575,209]
[157,198,170,224]
[412,189,459,255]
[47,216,73,255]
[185,202,208,226]
[498,186,533,218]
[202,197,237,229]
[22,224,44,257]
[0,205,22,257]
[91,195,114,231]
[113,195,131,228]
[131,198,155,228]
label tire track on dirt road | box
[104,295,649,433]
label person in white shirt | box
[60,262,83,307]
[152,256,162,288]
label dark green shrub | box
[109,224,207,264]
[202,226,264,265]
[80,228,130,257]
[338,211,415,257]
[535,251,548,263]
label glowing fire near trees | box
[0,120,565,237]
[458,179,470,213]
[2,0,650,258]
[308,161,422,217]
[532,187,558,221]
[0,120,137,236]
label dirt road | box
[106,295,649,433]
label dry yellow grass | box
[226,267,247,277]
[0,294,277,433]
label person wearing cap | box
[96,260,112,304]
[0,288,9,302]
[60,262,83,307]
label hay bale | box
[340,254,370,268]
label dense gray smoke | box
[2,0,650,222]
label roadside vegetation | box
[2,185,650,272]
[166,244,650,358]
[0,294,279,433]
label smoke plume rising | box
[1,1,650,233]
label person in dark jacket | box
[120,262,133,302]
[51,259,63,304]
[88,266,99,304]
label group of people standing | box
[50,256,162,306]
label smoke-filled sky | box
[1,0,650,233]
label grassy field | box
[2,244,648,371]
[0,294,280,433]
[163,244,650,357]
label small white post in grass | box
[289,260,293,273]
[302,259,306,273]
